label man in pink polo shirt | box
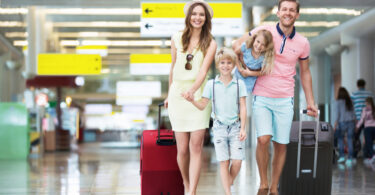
[233,0,318,195]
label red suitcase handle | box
[157,103,176,146]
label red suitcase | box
[140,103,184,195]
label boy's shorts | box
[212,120,245,161]
[252,95,294,144]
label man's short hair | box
[357,79,366,88]
[278,0,300,13]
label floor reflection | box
[0,143,374,194]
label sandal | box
[256,188,269,195]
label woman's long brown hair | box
[337,87,354,111]
[181,2,212,56]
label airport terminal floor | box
[0,143,374,195]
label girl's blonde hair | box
[245,29,275,75]
[215,47,238,68]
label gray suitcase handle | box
[296,109,320,179]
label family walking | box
[164,0,318,195]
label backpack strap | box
[213,77,216,119]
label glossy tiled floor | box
[0,142,375,195]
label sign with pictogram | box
[141,2,243,37]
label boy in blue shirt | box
[183,47,247,195]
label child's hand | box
[239,129,247,141]
[181,91,194,102]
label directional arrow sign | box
[144,8,153,14]
[144,23,153,29]
[141,2,243,37]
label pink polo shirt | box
[250,23,310,98]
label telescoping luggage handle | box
[157,103,176,146]
[296,109,320,179]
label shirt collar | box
[276,23,296,39]
[214,75,237,84]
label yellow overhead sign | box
[37,54,102,75]
[76,45,108,50]
[130,54,171,63]
[142,2,242,18]
[130,54,171,75]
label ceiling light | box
[0,8,28,14]
[54,22,140,28]
[61,40,171,47]
[61,32,140,38]
[299,32,320,37]
[13,40,28,46]
[0,8,141,15]
[44,8,141,15]
[260,21,340,27]
[5,32,28,38]
[0,21,26,27]
[6,32,141,38]
[271,7,362,16]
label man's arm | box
[299,59,318,117]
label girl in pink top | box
[357,97,375,164]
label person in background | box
[334,87,356,166]
[351,79,374,158]
[184,48,247,195]
[164,0,217,194]
[356,97,375,166]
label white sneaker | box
[364,158,372,166]
[352,158,357,165]
[370,156,375,164]
[345,159,353,167]
[337,157,345,163]
[230,185,235,193]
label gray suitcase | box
[279,110,333,195]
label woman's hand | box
[181,90,194,102]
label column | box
[357,37,374,92]
[340,34,358,93]
[25,6,46,79]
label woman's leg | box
[337,124,345,158]
[347,122,355,159]
[175,132,191,192]
[189,129,206,195]
[220,160,231,195]
[364,127,375,158]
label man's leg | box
[252,96,274,195]
[269,141,287,194]
[256,135,272,189]
[268,97,294,194]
